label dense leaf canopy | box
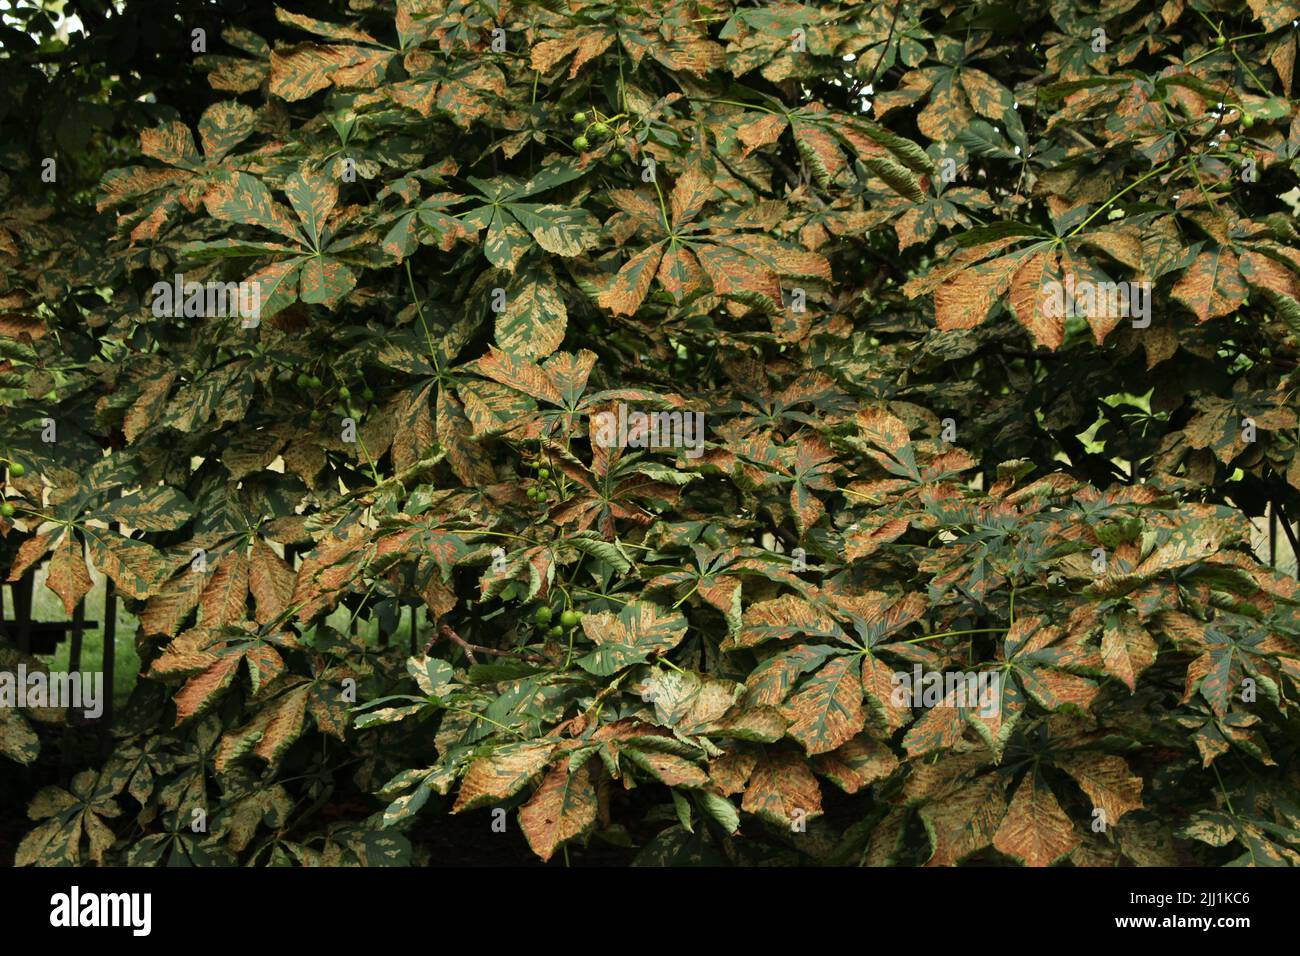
[3,0,1300,866]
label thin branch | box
[864,2,901,90]
[438,624,549,665]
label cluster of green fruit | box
[291,371,377,423]
[1,460,23,517]
[532,603,583,640]
[569,111,623,165]
[525,460,553,503]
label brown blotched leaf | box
[519,761,598,861]
[992,772,1080,867]
[453,741,556,813]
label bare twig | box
[438,624,548,665]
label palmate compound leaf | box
[97,100,257,241]
[991,770,1081,867]
[195,165,360,313]
[46,531,93,616]
[743,644,841,708]
[0,707,40,765]
[519,760,599,861]
[727,593,845,649]
[621,748,710,788]
[576,601,690,676]
[1100,612,1158,692]
[452,741,557,813]
[1164,613,1272,720]
[640,667,741,734]
[1171,247,1248,324]
[854,406,921,480]
[1004,617,1101,713]
[215,683,311,771]
[779,654,865,755]
[16,0,1300,872]
[900,229,1154,349]
[812,734,899,794]
[267,11,392,102]
[901,619,1094,763]
[597,165,832,319]
[902,671,1024,760]
[461,167,600,271]
[494,260,567,360]
[919,772,1009,865]
[16,770,122,866]
[86,533,171,601]
[740,748,823,828]
[1057,753,1144,826]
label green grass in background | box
[22,567,427,709]
[28,564,139,706]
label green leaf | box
[576,601,689,675]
